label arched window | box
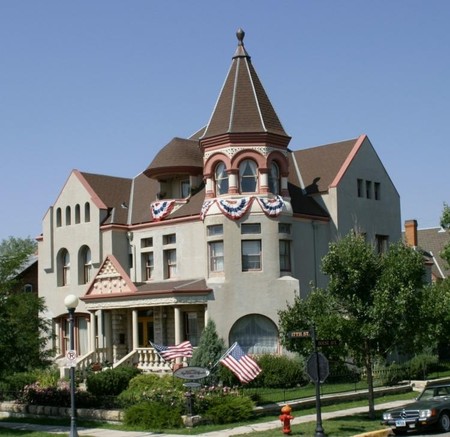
[268,162,280,195]
[58,249,70,286]
[239,160,258,193]
[229,314,278,354]
[79,246,92,284]
[84,202,90,222]
[75,204,81,224]
[56,208,62,227]
[215,162,229,196]
[65,206,71,226]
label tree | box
[278,232,428,418]
[190,319,225,381]
[0,237,52,378]
[440,202,450,267]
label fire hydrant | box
[279,404,294,434]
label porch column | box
[97,310,104,348]
[89,312,96,352]
[54,320,60,355]
[174,306,182,344]
[104,311,113,362]
[204,306,209,327]
[132,309,139,349]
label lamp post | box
[64,294,79,437]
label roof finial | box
[236,28,245,46]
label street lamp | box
[64,294,79,437]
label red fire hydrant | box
[279,404,294,434]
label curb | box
[353,429,392,437]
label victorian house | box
[37,29,401,373]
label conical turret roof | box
[201,29,289,143]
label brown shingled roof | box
[201,29,288,140]
[144,137,203,179]
[290,138,358,194]
[80,172,132,225]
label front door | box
[138,313,154,347]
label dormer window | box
[268,162,280,195]
[215,162,229,195]
[239,159,257,193]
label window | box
[84,202,90,222]
[141,237,153,248]
[366,180,372,199]
[209,241,224,272]
[75,204,81,224]
[241,223,261,234]
[357,179,363,198]
[56,208,62,227]
[215,162,229,195]
[242,240,262,271]
[207,224,223,236]
[184,312,199,346]
[163,234,176,245]
[278,223,291,234]
[23,284,33,293]
[164,249,177,278]
[229,314,278,354]
[59,249,70,286]
[376,235,389,254]
[279,240,291,272]
[374,182,381,200]
[268,162,280,195]
[181,180,190,198]
[143,252,154,280]
[79,246,92,284]
[239,159,257,193]
[65,206,71,225]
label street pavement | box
[0,400,416,436]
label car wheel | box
[439,412,450,432]
[392,429,407,436]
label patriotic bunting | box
[150,340,193,361]
[219,342,262,384]
[256,195,285,217]
[151,200,176,221]
[217,197,253,220]
[201,199,215,221]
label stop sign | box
[307,352,329,383]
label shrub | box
[253,354,307,388]
[0,372,37,397]
[124,401,183,429]
[117,374,185,408]
[204,394,254,424]
[407,353,439,380]
[86,366,140,397]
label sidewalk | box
[0,400,408,436]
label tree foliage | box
[0,237,52,378]
[278,232,429,417]
[190,319,225,370]
[440,202,450,266]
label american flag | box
[150,340,193,361]
[219,342,262,384]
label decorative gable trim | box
[84,255,137,297]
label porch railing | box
[113,348,173,373]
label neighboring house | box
[404,219,450,282]
[37,29,401,373]
[15,254,38,294]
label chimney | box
[405,219,418,247]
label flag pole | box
[211,341,238,370]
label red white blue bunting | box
[151,200,176,221]
[256,195,285,217]
[200,200,215,221]
[217,197,253,220]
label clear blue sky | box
[1,1,449,242]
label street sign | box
[66,350,77,368]
[306,352,329,383]
[316,339,340,347]
[288,330,310,338]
